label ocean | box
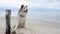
[0,11,60,23]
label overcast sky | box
[0,0,60,10]
[0,0,60,23]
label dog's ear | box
[25,6,28,13]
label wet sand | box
[0,17,60,34]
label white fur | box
[13,6,27,30]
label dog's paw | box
[11,31,16,34]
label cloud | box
[47,2,60,9]
[27,0,60,9]
[0,0,28,8]
[0,0,60,9]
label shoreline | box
[0,17,60,23]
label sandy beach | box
[0,17,60,34]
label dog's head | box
[18,5,28,17]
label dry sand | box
[0,17,60,34]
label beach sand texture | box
[0,17,60,34]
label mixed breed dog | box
[5,4,28,34]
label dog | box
[13,4,28,29]
[11,5,35,34]
[10,4,28,34]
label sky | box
[0,0,60,23]
[0,0,60,10]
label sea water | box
[0,11,60,23]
